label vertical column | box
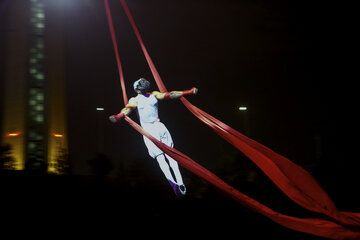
[26,0,47,171]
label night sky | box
[1,0,359,197]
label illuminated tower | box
[1,0,68,174]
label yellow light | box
[53,133,64,138]
[6,132,21,137]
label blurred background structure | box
[1,0,68,174]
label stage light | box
[239,106,247,111]
[96,107,104,111]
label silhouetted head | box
[133,78,150,94]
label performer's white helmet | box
[133,78,150,94]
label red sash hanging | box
[103,0,360,237]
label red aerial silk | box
[180,97,360,227]
[118,0,167,92]
[104,0,360,238]
[104,0,128,104]
[125,116,360,239]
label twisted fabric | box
[104,0,360,238]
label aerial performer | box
[109,78,198,196]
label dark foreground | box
[1,170,356,239]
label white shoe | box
[178,184,186,196]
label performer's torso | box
[135,94,159,124]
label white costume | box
[129,94,173,158]
[129,93,185,192]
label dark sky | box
[1,0,359,187]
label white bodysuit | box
[129,93,173,158]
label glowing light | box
[6,132,21,137]
[96,107,104,111]
[53,133,64,138]
[239,106,247,111]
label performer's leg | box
[144,122,186,195]
[155,154,175,183]
[156,154,185,196]
[166,154,186,195]
[166,154,184,185]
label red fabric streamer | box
[117,0,360,226]
[125,116,360,239]
[104,0,360,238]
[180,97,360,227]
[104,0,128,104]
[119,0,167,93]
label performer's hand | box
[109,112,125,123]
[184,87,198,96]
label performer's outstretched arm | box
[153,87,198,100]
[109,98,137,122]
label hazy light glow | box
[53,133,64,138]
[239,106,247,111]
[6,132,22,137]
